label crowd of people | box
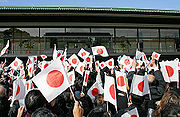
[0,49,180,117]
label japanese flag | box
[75,62,85,76]
[28,56,36,65]
[0,40,9,57]
[25,80,34,94]
[99,62,107,69]
[9,57,23,70]
[39,61,51,71]
[84,55,93,64]
[60,48,67,62]
[12,78,26,101]
[119,55,133,70]
[87,82,104,102]
[160,61,179,82]
[104,75,117,111]
[142,52,149,67]
[67,70,75,85]
[68,54,80,68]
[130,74,150,96]
[115,70,127,93]
[32,58,71,102]
[105,58,114,69]
[91,46,109,57]
[28,64,34,78]
[121,107,139,117]
[174,58,180,70]
[152,52,161,60]
[78,48,90,59]
[83,70,90,86]
[135,50,143,60]
[117,56,121,64]
[53,44,63,60]
[20,69,26,79]
[40,55,47,60]
[136,60,143,69]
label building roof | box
[0,6,180,15]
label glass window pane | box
[160,29,179,38]
[40,28,65,37]
[116,29,137,37]
[139,29,158,38]
[91,28,114,37]
[66,28,90,33]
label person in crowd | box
[154,90,180,117]
[0,93,10,117]
[24,89,48,116]
[31,107,56,117]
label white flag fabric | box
[91,46,109,57]
[67,70,75,85]
[96,71,103,86]
[9,57,23,70]
[12,78,26,101]
[160,61,179,82]
[104,75,117,111]
[152,52,161,60]
[78,48,90,59]
[99,62,106,69]
[32,58,71,102]
[136,60,143,69]
[119,55,133,71]
[130,74,150,96]
[117,56,121,64]
[83,70,90,86]
[28,56,36,65]
[0,40,9,57]
[87,82,104,102]
[142,52,149,67]
[40,55,47,60]
[115,70,127,93]
[95,61,100,68]
[68,54,80,68]
[75,62,85,76]
[121,107,139,117]
[28,64,34,78]
[105,58,114,69]
[135,50,143,60]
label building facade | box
[0,6,180,60]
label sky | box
[0,0,180,10]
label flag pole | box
[69,87,76,102]
[107,101,108,112]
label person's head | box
[0,84,5,96]
[25,90,47,114]
[94,94,104,106]
[0,95,10,117]
[154,90,180,117]
[161,104,180,117]
[31,107,56,117]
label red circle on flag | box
[44,64,49,69]
[31,83,33,89]
[81,52,86,57]
[69,74,73,82]
[34,57,37,61]
[117,76,125,87]
[15,85,20,97]
[165,65,174,77]
[92,88,99,97]
[101,64,104,67]
[108,61,113,66]
[80,66,83,72]
[57,53,61,57]
[97,48,103,54]
[85,74,89,83]
[124,59,130,65]
[14,61,18,67]
[61,56,65,61]
[72,58,77,64]
[109,84,115,100]
[131,115,137,117]
[29,68,32,73]
[27,83,29,90]
[96,62,98,66]
[20,65,23,69]
[46,70,64,88]
[138,80,144,92]
[154,54,158,59]
[136,62,139,67]
[30,60,32,64]
[150,64,153,67]
[86,57,91,62]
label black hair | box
[25,90,47,114]
[131,93,145,106]
[0,95,10,117]
[31,107,55,117]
